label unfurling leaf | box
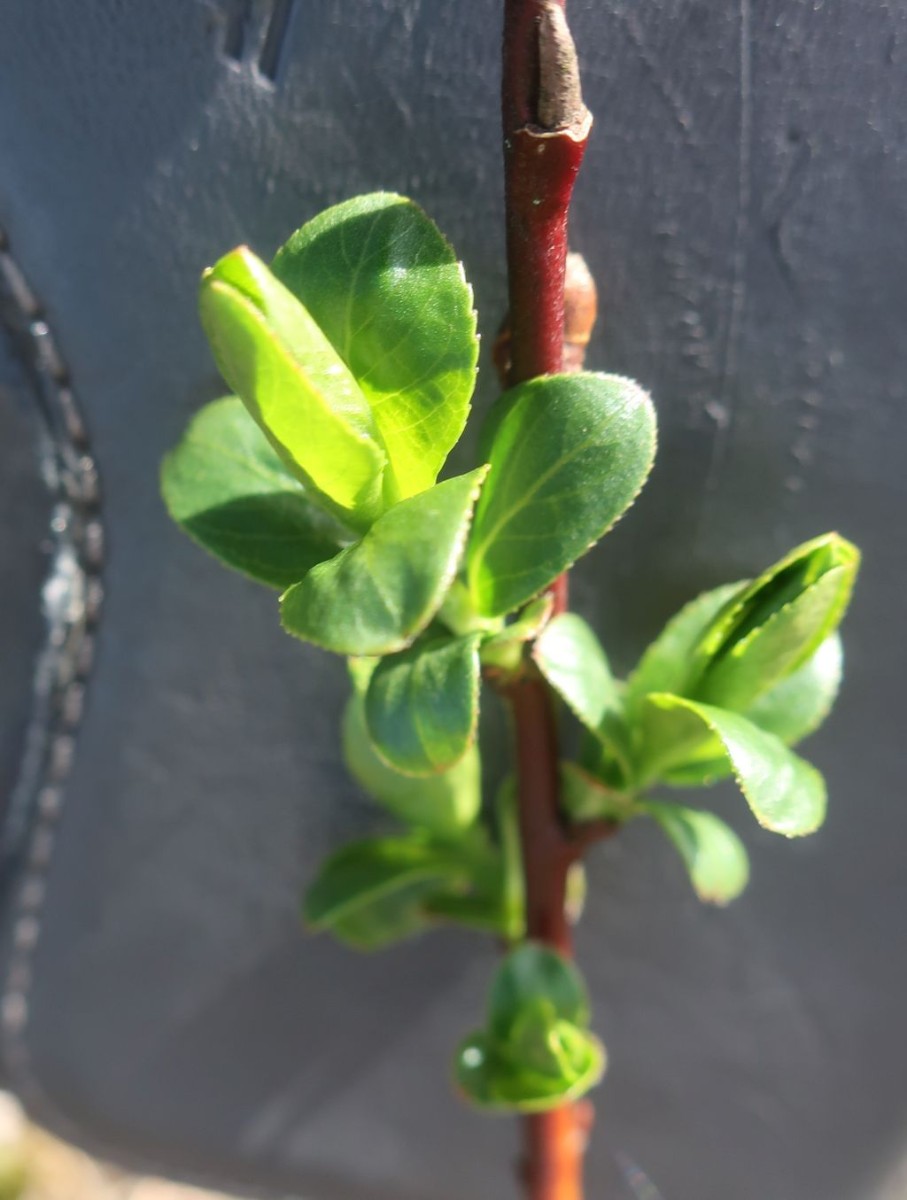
[281,467,489,656]
[161,397,346,589]
[691,534,859,710]
[364,634,482,776]
[559,762,630,823]
[342,692,480,835]
[640,695,826,837]
[199,247,388,529]
[642,801,750,905]
[467,373,656,617]
[272,193,479,499]
[456,944,605,1112]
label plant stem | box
[500,3,593,1199]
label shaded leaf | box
[642,801,749,905]
[467,373,656,617]
[364,633,482,776]
[342,691,480,835]
[744,633,843,745]
[272,193,478,498]
[534,613,631,776]
[281,466,488,656]
[625,582,743,711]
[161,397,345,589]
[303,835,463,931]
[560,762,631,823]
[489,944,589,1041]
[199,247,387,528]
[455,1027,604,1113]
[641,695,827,836]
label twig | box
[499,3,597,1198]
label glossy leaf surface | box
[643,801,749,905]
[342,692,480,835]
[467,373,656,617]
[641,695,827,836]
[161,396,345,589]
[281,467,488,655]
[199,247,387,528]
[364,634,482,776]
[272,193,478,498]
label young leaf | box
[488,944,589,1042]
[560,762,631,823]
[455,945,605,1113]
[625,582,744,711]
[533,614,631,777]
[303,835,464,932]
[455,1027,604,1113]
[199,247,388,529]
[364,634,482,776]
[662,634,844,789]
[161,397,346,589]
[641,801,750,905]
[467,373,656,617]
[743,634,843,745]
[272,193,478,498]
[693,534,859,709]
[281,466,488,656]
[640,695,827,837]
[342,692,480,835]
[327,879,441,952]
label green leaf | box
[280,466,489,656]
[488,944,589,1042]
[272,193,478,498]
[625,582,744,711]
[161,397,345,589]
[364,634,482,776]
[533,614,631,777]
[303,835,464,932]
[640,695,827,836]
[455,945,604,1113]
[664,634,845,787]
[641,801,750,905]
[328,879,440,951]
[455,1027,604,1113]
[560,762,631,823]
[467,373,656,617]
[342,692,480,835]
[199,247,388,529]
[744,634,843,744]
[693,534,859,709]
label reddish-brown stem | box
[500,3,595,1199]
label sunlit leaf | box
[199,247,388,528]
[281,467,488,655]
[640,695,827,836]
[467,373,656,617]
[272,193,478,498]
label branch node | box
[537,2,589,131]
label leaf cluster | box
[161,193,860,1115]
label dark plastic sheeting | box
[0,3,905,1199]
